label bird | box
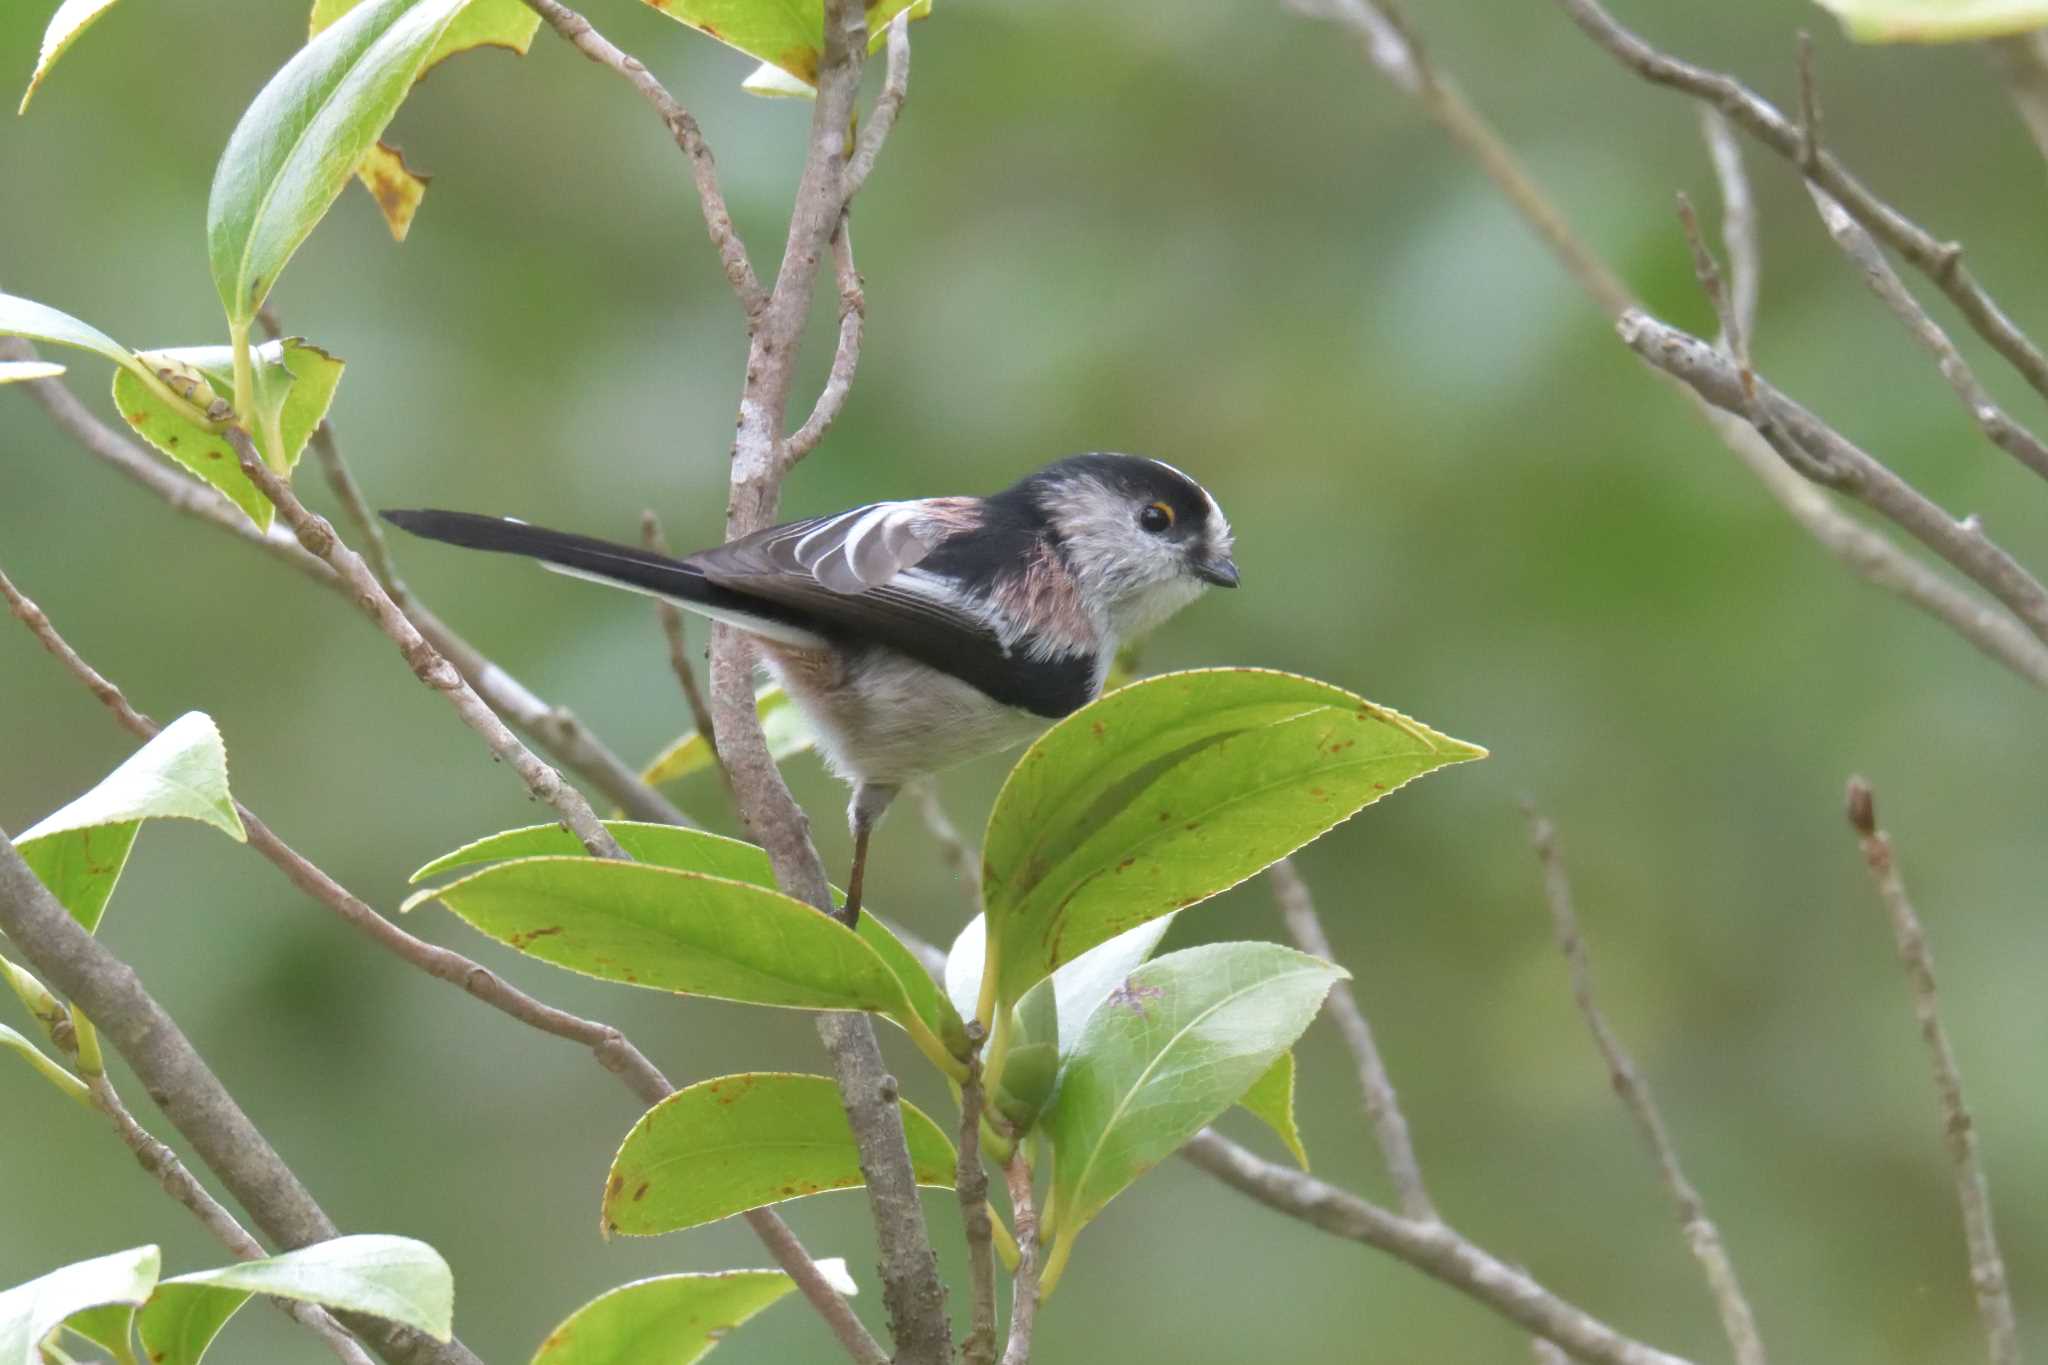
[382,453,1238,927]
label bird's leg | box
[841,782,899,928]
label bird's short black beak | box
[1194,554,1240,588]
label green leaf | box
[408,857,916,1014]
[642,688,811,788]
[0,291,138,373]
[1811,0,2048,40]
[16,713,246,932]
[0,361,64,383]
[0,1020,89,1108]
[137,1236,452,1365]
[530,1270,796,1365]
[60,1303,137,1363]
[994,977,1059,1131]
[18,0,125,114]
[207,0,469,324]
[409,823,966,1059]
[980,669,1484,1009]
[1237,1050,1308,1169]
[0,1247,158,1365]
[0,954,62,1027]
[1043,942,1343,1288]
[945,913,1174,1054]
[640,0,921,88]
[739,62,817,99]
[603,1073,954,1235]
[113,339,344,529]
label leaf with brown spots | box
[648,0,927,94]
[979,669,1484,1009]
[603,1073,954,1235]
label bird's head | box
[1016,453,1237,640]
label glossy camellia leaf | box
[18,0,125,113]
[208,0,469,325]
[0,291,143,376]
[136,1236,452,1365]
[642,688,812,787]
[980,669,1483,1010]
[60,1302,138,1361]
[15,713,246,932]
[1042,942,1343,1290]
[409,822,965,1056]
[604,1073,954,1235]
[733,0,932,96]
[946,913,1175,1059]
[0,1245,158,1365]
[0,361,64,383]
[641,0,919,87]
[531,1265,847,1365]
[113,339,344,529]
[1812,0,2048,40]
[0,1019,89,1107]
[1237,1050,1308,1169]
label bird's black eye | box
[1138,501,1174,534]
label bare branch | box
[1844,779,2020,1365]
[1526,811,1768,1365]
[740,1209,892,1365]
[786,218,867,465]
[843,11,912,200]
[1180,1131,1692,1365]
[956,1027,998,1365]
[1268,859,1436,1223]
[1699,110,1758,354]
[1804,184,2048,484]
[230,436,628,859]
[1531,1341,1573,1365]
[641,510,729,792]
[1617,310,2048,650]
[81,1072,374,1365]
[517,0,763,315]
[1555,0,2048,405]
[0,835,483,1365]
[1286,2,2048,693]
[997,1153,1042,1365]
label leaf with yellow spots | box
[355,141,430,240]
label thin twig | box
[1268,859,1436,1223]
[0,836,483,1365]
[1804,184,2048,484]
[1700,110,1758,357]
[843,11,911,200]
[1616,311,2048,650]
[1180,1131,1691,1365]
[997,1153,1042,1365]
[0,562,880,1365]
[1525,811,1768,1365]
[1555,0,2048,406]
[82,1073,375,1365]
[230,434,628,860]
[517,0,763,316]
[1794,32,1822,173]
[1844,779,2020,1365]
[956,1026,998,1365]
[641,511,728,793]
[786,217,867,465]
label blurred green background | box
[5,2,2047,1361]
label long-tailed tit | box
[383,453,1237,924]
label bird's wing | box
[688,500,998,643]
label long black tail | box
[379,508,823,646]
